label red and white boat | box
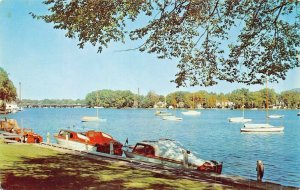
[54,130,123,155]
[123,139,222,174]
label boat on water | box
[162,115,183,121]
[81,108,105,122]
[229,117,252,123]
[241,124,284,133]
[267,114,284,119]
[181,93,201,116]
[123,139,222,174]
[81,116,103,122]
[229,97,251,123]
[155,110,172,116]
[54,129,123,155]
[240,77,284,133]
[182,110,201,116]
[298,112,300,116]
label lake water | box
[2,108,300,187]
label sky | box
[0,0,299,100]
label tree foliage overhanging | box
[32,0,300,87]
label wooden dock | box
[35,142,298,190]
[0,131,22,143]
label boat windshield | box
[133,144,155,156]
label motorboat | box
[241,124,284,133]
[14,128,43,143]
[54,129,123,155]
[267,114,284,119]
[155,111,172,116]
[162,115,183,121]
[181,110,201,116]
[123,139,222,174]
[298,112,300,116]
[229,117,252,123]
[0,118,42,143]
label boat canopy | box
[138,139,205,165]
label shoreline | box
[0,142,299,190]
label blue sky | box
[0,0,299,100]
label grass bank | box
[0,143,232,190]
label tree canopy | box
[32,0,300,87]
[0,67,17,108]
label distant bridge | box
[24,104,89,108]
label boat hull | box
[267,115,284,119]
[229,117,252,123]
[182,111,201,116]
[162,116,183,121]
[55,137,97,151]
[241,126,284,132]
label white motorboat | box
[162,115,183,121]
[298,112,300,116]
[229,117,252,123]
[182,110,201,116]
[267,114,284,119]
[54,129,123,155]
[241,124,284,133]
[123,139,222,174]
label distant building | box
[216,101,234,108]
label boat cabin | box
[133,143,155,157]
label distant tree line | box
[17,88,300,109]
[21,99,85,106]
[85,88,300,109]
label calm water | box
[2,108,300,187]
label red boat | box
[124,139,222,174]
[54,129,123,155]
[14,128,43,143]
[0,119,43,143]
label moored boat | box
[123,139,222,174]
[155,111,172,116]
[298,112,300,116]
[181,110,201,116]
[228,117,252,123]
[81,116,101,122]
[54,129,123,155]
[267,114,284,119]
[162,115,183,121]
[241,124,284,133]
[0,118,42,143]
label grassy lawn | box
[0,143,232,189]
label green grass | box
[0,144,232,189]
